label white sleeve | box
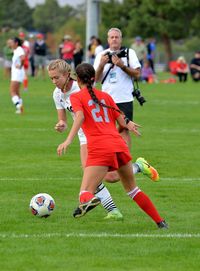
[53,89,64,110]
[128,48,141,69]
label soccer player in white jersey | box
[10,37,25,114]
[47,59,159,220]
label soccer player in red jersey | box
[57,63,168,229]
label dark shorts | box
[116,101,133,120]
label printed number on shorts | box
[88,99,110,123]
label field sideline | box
[0,71,200,271]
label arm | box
[16,55,25,69]
[95,54,110,82]
[116,115,141,137]
[57,110,84,156]
[55,109,67,132]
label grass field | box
[0,71,200,271]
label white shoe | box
[16,104,24,114]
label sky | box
[25,0,85,8]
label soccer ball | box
[30,193,55,218]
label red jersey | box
[70,87,129,154]
[62,41,75,60]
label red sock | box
[23,78,28,89]
[79,191,94,204]
[133,191,162,223]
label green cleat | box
[104,209,123,220]
[136,157,159,181]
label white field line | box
[0,177,200,182]
[0,232,199,239]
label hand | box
[57,139,71,156]
[55,120,67,133]
[100,54,110,67]
[15,64,21,69]
[127,121,141,137]
[111,55,124,68]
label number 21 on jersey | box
[88,99,110,123]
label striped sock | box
[95,183,117,212]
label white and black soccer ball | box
[30,193,55,218]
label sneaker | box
[136,157,159,181]
[73,196,101,218]
[16,104,24,114]
[157,220,168,229]
[104,209,123,220]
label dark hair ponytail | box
[75,63,123,114]
[13,37,23,46]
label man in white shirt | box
[94,28,141,152]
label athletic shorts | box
[116,101,133,120]
[86,151,132,171]
[11,68,25,82]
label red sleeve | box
[70,93,83,113]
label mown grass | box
[0,71,199,271]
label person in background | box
[190,51,200,82]
[141,60,154,82]
[34,33,47,79]
[57,63,168,229]
[61,35,75,65]
[3,39,13,79]
[176,56,189,82]
[87,36,97,64]
[10,37,25,114]
[19,32,30,91]
[94,38,104,57]
[147,37,156,73]
[28,34,35,77]
[73,40,84,68]
[131,36,147,67]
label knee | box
[104,171,120,183]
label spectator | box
[176,56,189,82]
[147,37,156,73]
[190,51,200,82]
[3,39,13,79]
[28,34,36,77]
[131,36,147,67]
[87,35,97,64]
[73,40,84,68]
[141,60,154,82]
[94,38,104,57]
[58,38,64,59]
[34,33,47,79]
[61,35,75,65]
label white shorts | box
[11,68,25,82]
[78,128,87,145]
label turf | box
[0,71,200,271]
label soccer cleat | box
[16,104,24,114]
[136,157,159,181]
[157,220,168,229]
[104,209,123,220]
[73,196,101,218]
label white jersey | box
[94,48,141,103]
[53,81,87,145]
[11,46,25,82]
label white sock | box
[19,98,23,105]
[95,183,117,212]
[132,163,140,174]
[127,186,141,199]
[12,95,20,106]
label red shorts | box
[86,151,132,171]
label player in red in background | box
[57,63,168,229]
[19,32,30,91]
